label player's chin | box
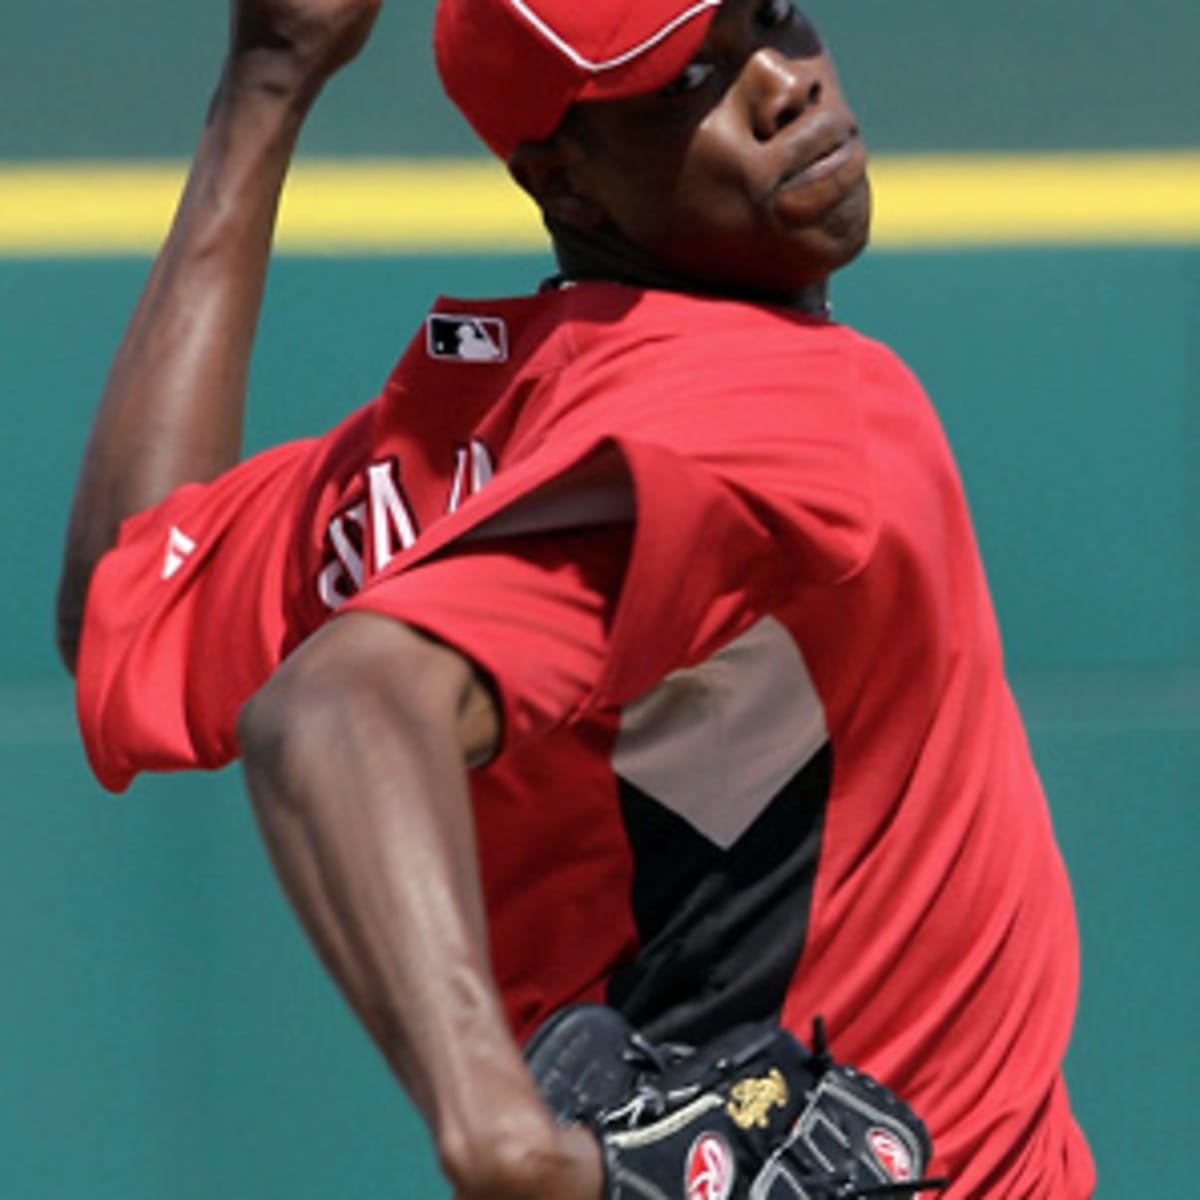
[792,176,873,271]
[748,226,872,301]
[741,179,873,297]
[832,175,873,260]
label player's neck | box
[546,217,831,317]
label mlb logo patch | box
[426,313,509,363]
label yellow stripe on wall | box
[0,151,1197,256]
[870,152,1200,247]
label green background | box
[3,0,1198,157]
[2,3,1197,1198]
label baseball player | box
[56,1,1096,1197]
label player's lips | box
[770,121,867,218]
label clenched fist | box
[227,0,383,100]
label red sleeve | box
[347,528,631,749]
[342,438,802,752]
[76,441,319,792]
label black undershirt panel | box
[607,742,831,1044]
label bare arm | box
[238,613,602,1200]
[55,0,382,672]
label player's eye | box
[658,59,718,97]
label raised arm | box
[55,0,382,672]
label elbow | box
[241,615,493,782]
[238,615,497,813]
[56,532,100,678]
[54,578,84,678]
[55,620,80,678]
[236,631,423,811]
[237,674,329,813]
[236,686,281,784]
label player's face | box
[562,0,870,301]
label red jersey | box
[77,282,1094,1198]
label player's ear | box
[508,134,607,231]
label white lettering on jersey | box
[448,439,496,513]
[316,441,496,612]
[162,525,197,580]
[367,459,419,571]
[317,501,366,610]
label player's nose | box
[743,48,824,141]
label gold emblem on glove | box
[726,1068,788,1129]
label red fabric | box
[349,531,632,748]
[76,283,1094,1198]
[77,441,317,790]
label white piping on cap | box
[506,0,722,74]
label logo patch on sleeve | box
[162,525,197,580]
[426,314,508,363]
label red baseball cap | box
[434,0,723,160]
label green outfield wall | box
[2,2,1197,1198]
[3,0,1198,157]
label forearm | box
[243,652,512,1125]
[238,617,598,1197]
[95,62,308,500]
[55,61,313,670]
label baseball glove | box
[525,1005,947,1200]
